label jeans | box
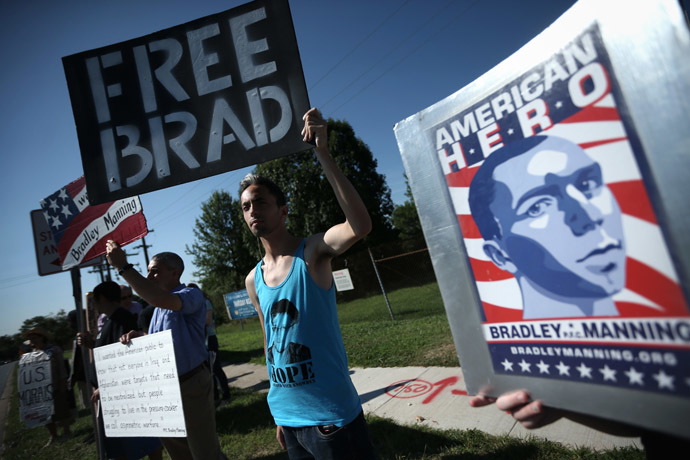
[160,363,227,460]
[207,335,230,400]
[282,411,377,460]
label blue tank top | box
[254,239,361,427]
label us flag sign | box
[39,177,147,269]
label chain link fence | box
[332,237,436,304]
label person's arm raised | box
[106,240,182,311]
[301,108,372,258]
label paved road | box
[0,361,17,453]
[0,361,16,398]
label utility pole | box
[104,252,138,281]
[88,262,105,282]
[87,240,146,283]
[133,229,154,268]
[70,267,106,459]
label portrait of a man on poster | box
[468,135,625,320]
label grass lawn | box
[3,282,646,458]
[3,379,643,460]
[217,282,458,368]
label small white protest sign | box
[18,351,53,428]
[333,268,354,291]
[93,330,186,437]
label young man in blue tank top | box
[243,108,378,459]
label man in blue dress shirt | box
[107,242,227,460]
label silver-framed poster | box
[394,0,690,439]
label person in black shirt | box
[77,281,162,460]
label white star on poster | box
[49,199,59,212]
[507,128,514,135]
[653,370,674,390]
[600,365,617,382]
[576,363,592,379]
[51,215,62,229]
[469,148,475,154]
[58,188,69,201]
[60,205,72,218]
[501,359,514,372]
[518,359,531,373]
[536,360,550,374]
[556,361,570,376]
[625,367,644,385]
[555,101,563,108]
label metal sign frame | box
[394,0,690,438]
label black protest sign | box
[63,0,310,204]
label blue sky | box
[0,0,576,336]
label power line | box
[308,0,410,91]
[145,174,220,222]
[151,169,246,228]
[1,276,46,290]
[330,0,483,115]
[320,0,456,111]
[0,272,37,284]
[146,170,235,228]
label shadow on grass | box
[254,453,289,460]
[71,422,97,441]
[369,418,542,460]
[215,391,274,436]
[393,309,425,318]
[218,347,265,364]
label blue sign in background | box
[224,289,258,320]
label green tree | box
[0,334,21,361]
[391,175,424,249]
[252,118,396,247]
[185,190,260,323]
[19,310,73,350]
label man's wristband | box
[118,263,134,276]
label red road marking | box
[385,376,467,404]
[385,379,433,398]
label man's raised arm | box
[302,108,372,258]
[106,240,182,312]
